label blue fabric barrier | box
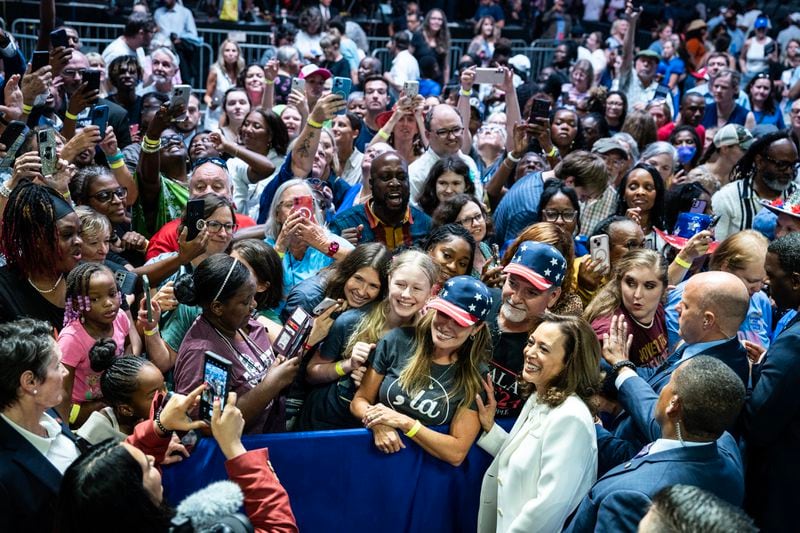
[162,420,515,533]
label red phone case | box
[292,196,316,222]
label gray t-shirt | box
[370,327,486,426]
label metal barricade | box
[12,18,124,43]
[235,42,277,66]
[371,47,391,73]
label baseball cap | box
[503,241,566,291]
[754,15,769,29]
[713,124,754,150]
[592,138,629,159]
[299,64,332,80]
[790,12,800,24]
[635,49,660,62]
[426,276,493,327]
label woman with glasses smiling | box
[536,180,586,256]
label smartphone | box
[291,78,305,93]
[84,69,101,93]
[403,80,419,98]
[31,50,50,72]
[50,29,69,49]
[590,234,611,272]
[765,42,776,56]
[530,98,551,122]
[142,274,152,323]
[274,306,313,358]
[170,84,191,120]
[313,297,338,316]
[654,85,670,101]
[292,195,316,222]
[37,128,57,177]
[474,67,505,85]
[112,267,138,295]
[199,351,233,422]
[708,214,722,229]
[91,105,109,140]
[185,199,205,241]
[0,120,30,169]
[331,77,352,115]
[689,199,707,214]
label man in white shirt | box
[102,12,155,67]
[384,32,419,98]
[154,0,200,45]
[409,104,483,203]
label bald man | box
[408,104,483,204]
[597,271,750,474]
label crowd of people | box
[1,0,800,530]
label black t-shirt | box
[324,57,351,80]
[485,288,529,419]
[411,31,445,84]
[370,327,487,426]
[0,266,65,333]
[297,308,367,431]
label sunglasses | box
[192,156,229,171]
[91,186,128,204]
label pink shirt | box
[58,312,130,403]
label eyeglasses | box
[203,220,239,234]
[542,209,577,222]
[192,156,229,171]
[433,126,463,139]
[62,68,87,78]
[763,154,800,172]
[161,134,184,145]
[91,187,128,203]
[456,212,484,226]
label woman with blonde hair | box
[502,222,584,316]
[665,229,772,352]
[204,39,244,110]
[351,276,493,466]
[299,250,438,430]
[584,249,669,368]
[476,313,601,533]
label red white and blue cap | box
[503,241,566,290]
[426,275,492,327]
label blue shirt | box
[666,281,772,350]
[492,171,544,245]
[701,103,751,129]
[329,202,431,251]
[265,237,332,302]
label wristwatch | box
[611,360,636,376]
[326,241,340,257]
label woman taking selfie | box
[351,275,492,466]
[476,314,601,533]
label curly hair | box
[416,156,476,215]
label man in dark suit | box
[744,232,800,532]
[565,356,746,532]
[596,271,750,473]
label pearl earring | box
[33,389,38,395]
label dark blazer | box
[597,338,748,474]
[0,409,78,532]
[744,315,800,532]
[565,434,745,533]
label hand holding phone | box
[590,234,611,273]
[292,196,316,222]
[200,352,233,422]
[31,50,50,72]
[185,199,205,241]
[50,29,69,49]
[142,274,153,323]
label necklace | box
[28,274,63,294]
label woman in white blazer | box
[475,313,602,533]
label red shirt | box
[657,122,706,145]
[145,213,257,261]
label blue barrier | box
[162,420,515,533]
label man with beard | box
[712,131,799,241]
[140,46,179,97]
[354,75,391,152]
[329,151,431,251]
[59,50,132,149]
[485,242,566,418]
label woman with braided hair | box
[0,182,83,331]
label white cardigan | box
[476,393,597,533]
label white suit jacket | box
[476,393,597,533]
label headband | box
[46,187,75,220]
[213,258,239,303]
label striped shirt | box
[493,171,544,245]
[711,177,797,241]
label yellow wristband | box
[143,135,161,146]
[264,79,275,85]
[144,326,159,337]
[109,159,125,169]
[546,146,559,157]
[307,118,323,129]
[674,255,692,269]
[69,403,81,425]
[377,129,390,140]
[335,361,346,377]
[276,250,285,259]
[405,420,422,438]
[65,111,78,120]
[22,104,33,114]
